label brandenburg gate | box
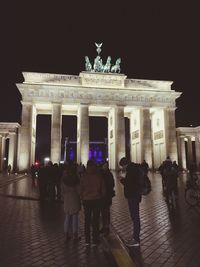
[14,44,181,171]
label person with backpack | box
[119,157,143,247]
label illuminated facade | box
[14,71,181,170]
[176,127,200,170]
[0,123,20,172]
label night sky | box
[1,1,199,129]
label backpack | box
[139,173,152,195]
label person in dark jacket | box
[119,157,142,247]
[99,162,115,236]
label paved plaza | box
[0,171,200,267]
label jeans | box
[127,197,141,242]
[64,212,79,234]
[83,199,101,243]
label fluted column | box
[165,108,178,161]
[195,136,200,169]
[141,108,152,168]
[116,106,125,167]
[77,104,89,165]
[187,137,193,167]
[18,103,32,171]
[178,136,187,170]
[0,135,6,172]
[51,103,62,164]
[8,133,16,172]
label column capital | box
[79,103,89,107]
[21,101,32,106]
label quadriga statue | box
[85,56,92,72]
[93,56,103,72]
[111,58,121,73]
[103,56,111,73]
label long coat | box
[62,184,81,215]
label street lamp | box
[44,157,50,165]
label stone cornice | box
[17,83,181,108]
[17,72,182,109]
[0,122,20,133]
[22,72,175,91]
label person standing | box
[99,162,115,236]
[141,160,149,175]
[62,162,81,242]
[7,164,12,175]
[163,161,179,204]
[80,160,105,246]
[119,157,142,247]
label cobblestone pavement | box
[0,175,113,267]
[111,172,200,267]
[0,171,200,267]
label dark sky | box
[1,1,199,127]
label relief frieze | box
[25,87,175,108]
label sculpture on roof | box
[84,43,121,73]
[95,43,103,55]
[103,56,111,73]
[111,58,121,73]
[93,55,103,72]
[85,56,92,72]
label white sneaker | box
[125,239,140,247]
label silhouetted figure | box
[7,164,11,175]
[38,164,46,201]
[119,157,142,247]
[158,161,166,193]
[189,162,197,181]
[141,160,149,175]
[77,162,86,178]
[163,161,178,205]
[62,162,81,242]
[80,160,105,246]
[46,161,55,201]
[99,162,115,236]
[53,163,62,201]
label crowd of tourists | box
[29,155,199,248]
[31,159,115,246]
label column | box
[116,106,126,167]
[0,135,6,172]
[30,105,37,164]
[129,109,140,163]
[187,137,193,167]
[181,137,187,169]
[108,109,115,170]
[165,108,178,161]
[18,103,32,171]
[77,104,89,166]
[8,133,16,172]
[51,103,62,164]
[141,108,152,168]
[195,136,200,169]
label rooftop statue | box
[93,55,103,72]
[84,43,121,73]
[103,56,111,73]
[85,56,92,72]
[95,42,103,55]
[111,58,121,73]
